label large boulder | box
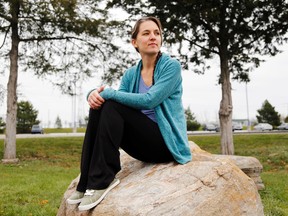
[188,143,264,190]
[57,142,264,216]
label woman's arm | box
[86,67,132,109]
[100,59,182,110]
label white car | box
[253,123,273,131]
[203,124,218,131]
[232,122,243,131]
[31,125,44,134]
[277,123,288,130]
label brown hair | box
[131,17,163,52]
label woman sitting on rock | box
[67,16,192,211]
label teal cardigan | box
[100,53,192,164]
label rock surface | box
[213,154,264,190]
[188,144,264,190]
[57,142,264,216]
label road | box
[0,133,85,139]
[188,130,288,136]
[0,130,287,139]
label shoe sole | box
[67,197,83,205]
[78,178,120,211]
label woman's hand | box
[88,86,105,109]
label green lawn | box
[0,133,287,215]
[0,137,82,216]
[43,128,86,134]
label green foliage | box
[0,0,132,92]
[55,116,62,129]
[109,0,288,82]
[284,116,288,123]
[17,101,40,133]
[256,100,281,127]
[185,106,201,131]
[0,117,5,133]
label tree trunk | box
[3,1,20,163]
[219,56,234,155]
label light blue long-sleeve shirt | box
[100,53,192,164]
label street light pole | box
[72,79,77,133]
[245,82,250,131]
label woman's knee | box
[103,100,119,106]
[102,100,121,112]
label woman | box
[67,16,192,211]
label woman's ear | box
[131,39,138,49]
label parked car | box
[253,123,273,131]
[277,123,288,130]
[203,124,218,131]
[212,124,242,132]
[232,122,243,131]
[31,125,44,134]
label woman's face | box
[132,20,162,55]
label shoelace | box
[84,189,95,196]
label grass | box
[0,137,82,216]
[0,127,86,135]
[43,128,86,134]
[0,133,287,215]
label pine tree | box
[55,116,62,129]
[185,107,201,131]
[17,101,40,133]
[256,100,281,127]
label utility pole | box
[245,82,250,131]
[71,74,78,133]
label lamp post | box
[245,82,250,131]
[72,80,77,133]
[71,73,78,133]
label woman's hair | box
[131,16,163,52]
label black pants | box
[76,100,174,192]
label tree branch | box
[202,21,221,48]
[0,25,11,49]
[20,36,106,57]
[182,36,219,55]
[0,13,12,22]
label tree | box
[0,0,131,161]
[55,116,62,129]
[84,115,89,126]
[256,100,281,127]
[108,0,288,154]
[0,84,4,106]
[185,107,201,131]
[285,116,288,123]
[17,101,40,133]
[0,117,5,134]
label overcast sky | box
[0,44,287,128]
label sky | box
[0,44,288,128]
